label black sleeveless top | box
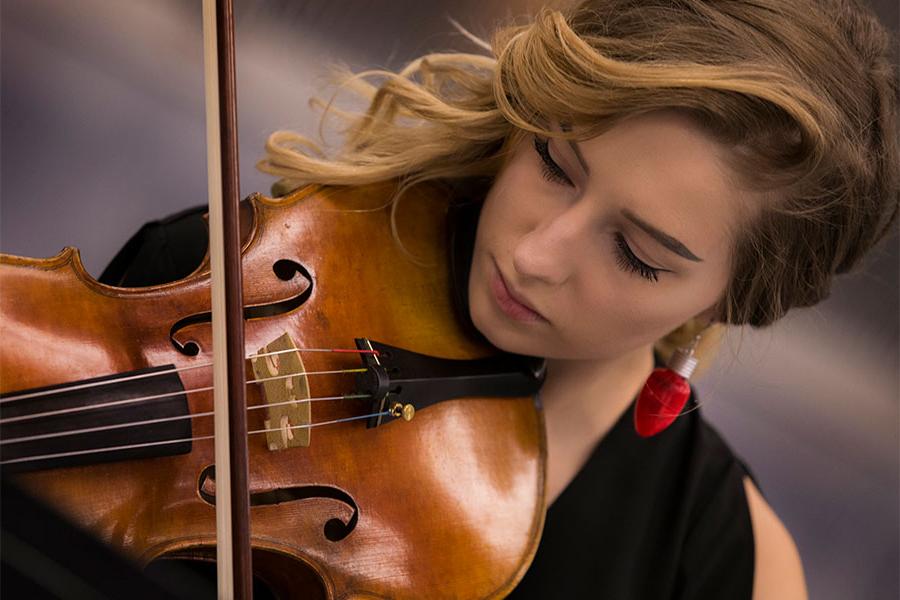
[99,198,756,600]
[509,386,755,599]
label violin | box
[0,176,547,598]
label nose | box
[512,203,590,286]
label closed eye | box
[533,136,574,187]
[613,233,667,283]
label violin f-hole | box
[197,465,359,542]
[169,259,313,355]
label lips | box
[490,261,546,323]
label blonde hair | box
[258,0,898,368]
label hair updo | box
[258,0,898,362]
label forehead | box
[575,111,756,259]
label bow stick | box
[202,0,253,597]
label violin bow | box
[202,0,253,597]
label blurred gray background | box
[1,1,897,598]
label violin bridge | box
[250,332,311,450]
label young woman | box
[100,0,897,597]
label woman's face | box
[468,110,755,361]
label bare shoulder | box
[742,476,808,600]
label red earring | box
[634,335,701,438]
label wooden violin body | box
[0,181,547,599]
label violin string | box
[0,409,393,467]
[0,393,372,446]
[0,368,368,426]
[0,346,379,404]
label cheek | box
[467,162,536,275]
[565,272,726,355]
[569,285,659,347]
[479,163,535,226]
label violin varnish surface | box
[0,181,547,600]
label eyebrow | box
[621,209,703,262]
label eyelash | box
[533,135,573,186]
[613,232,661,282]
[532,135,662,283]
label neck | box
[538,344,657,507]
[541,344,655,437]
